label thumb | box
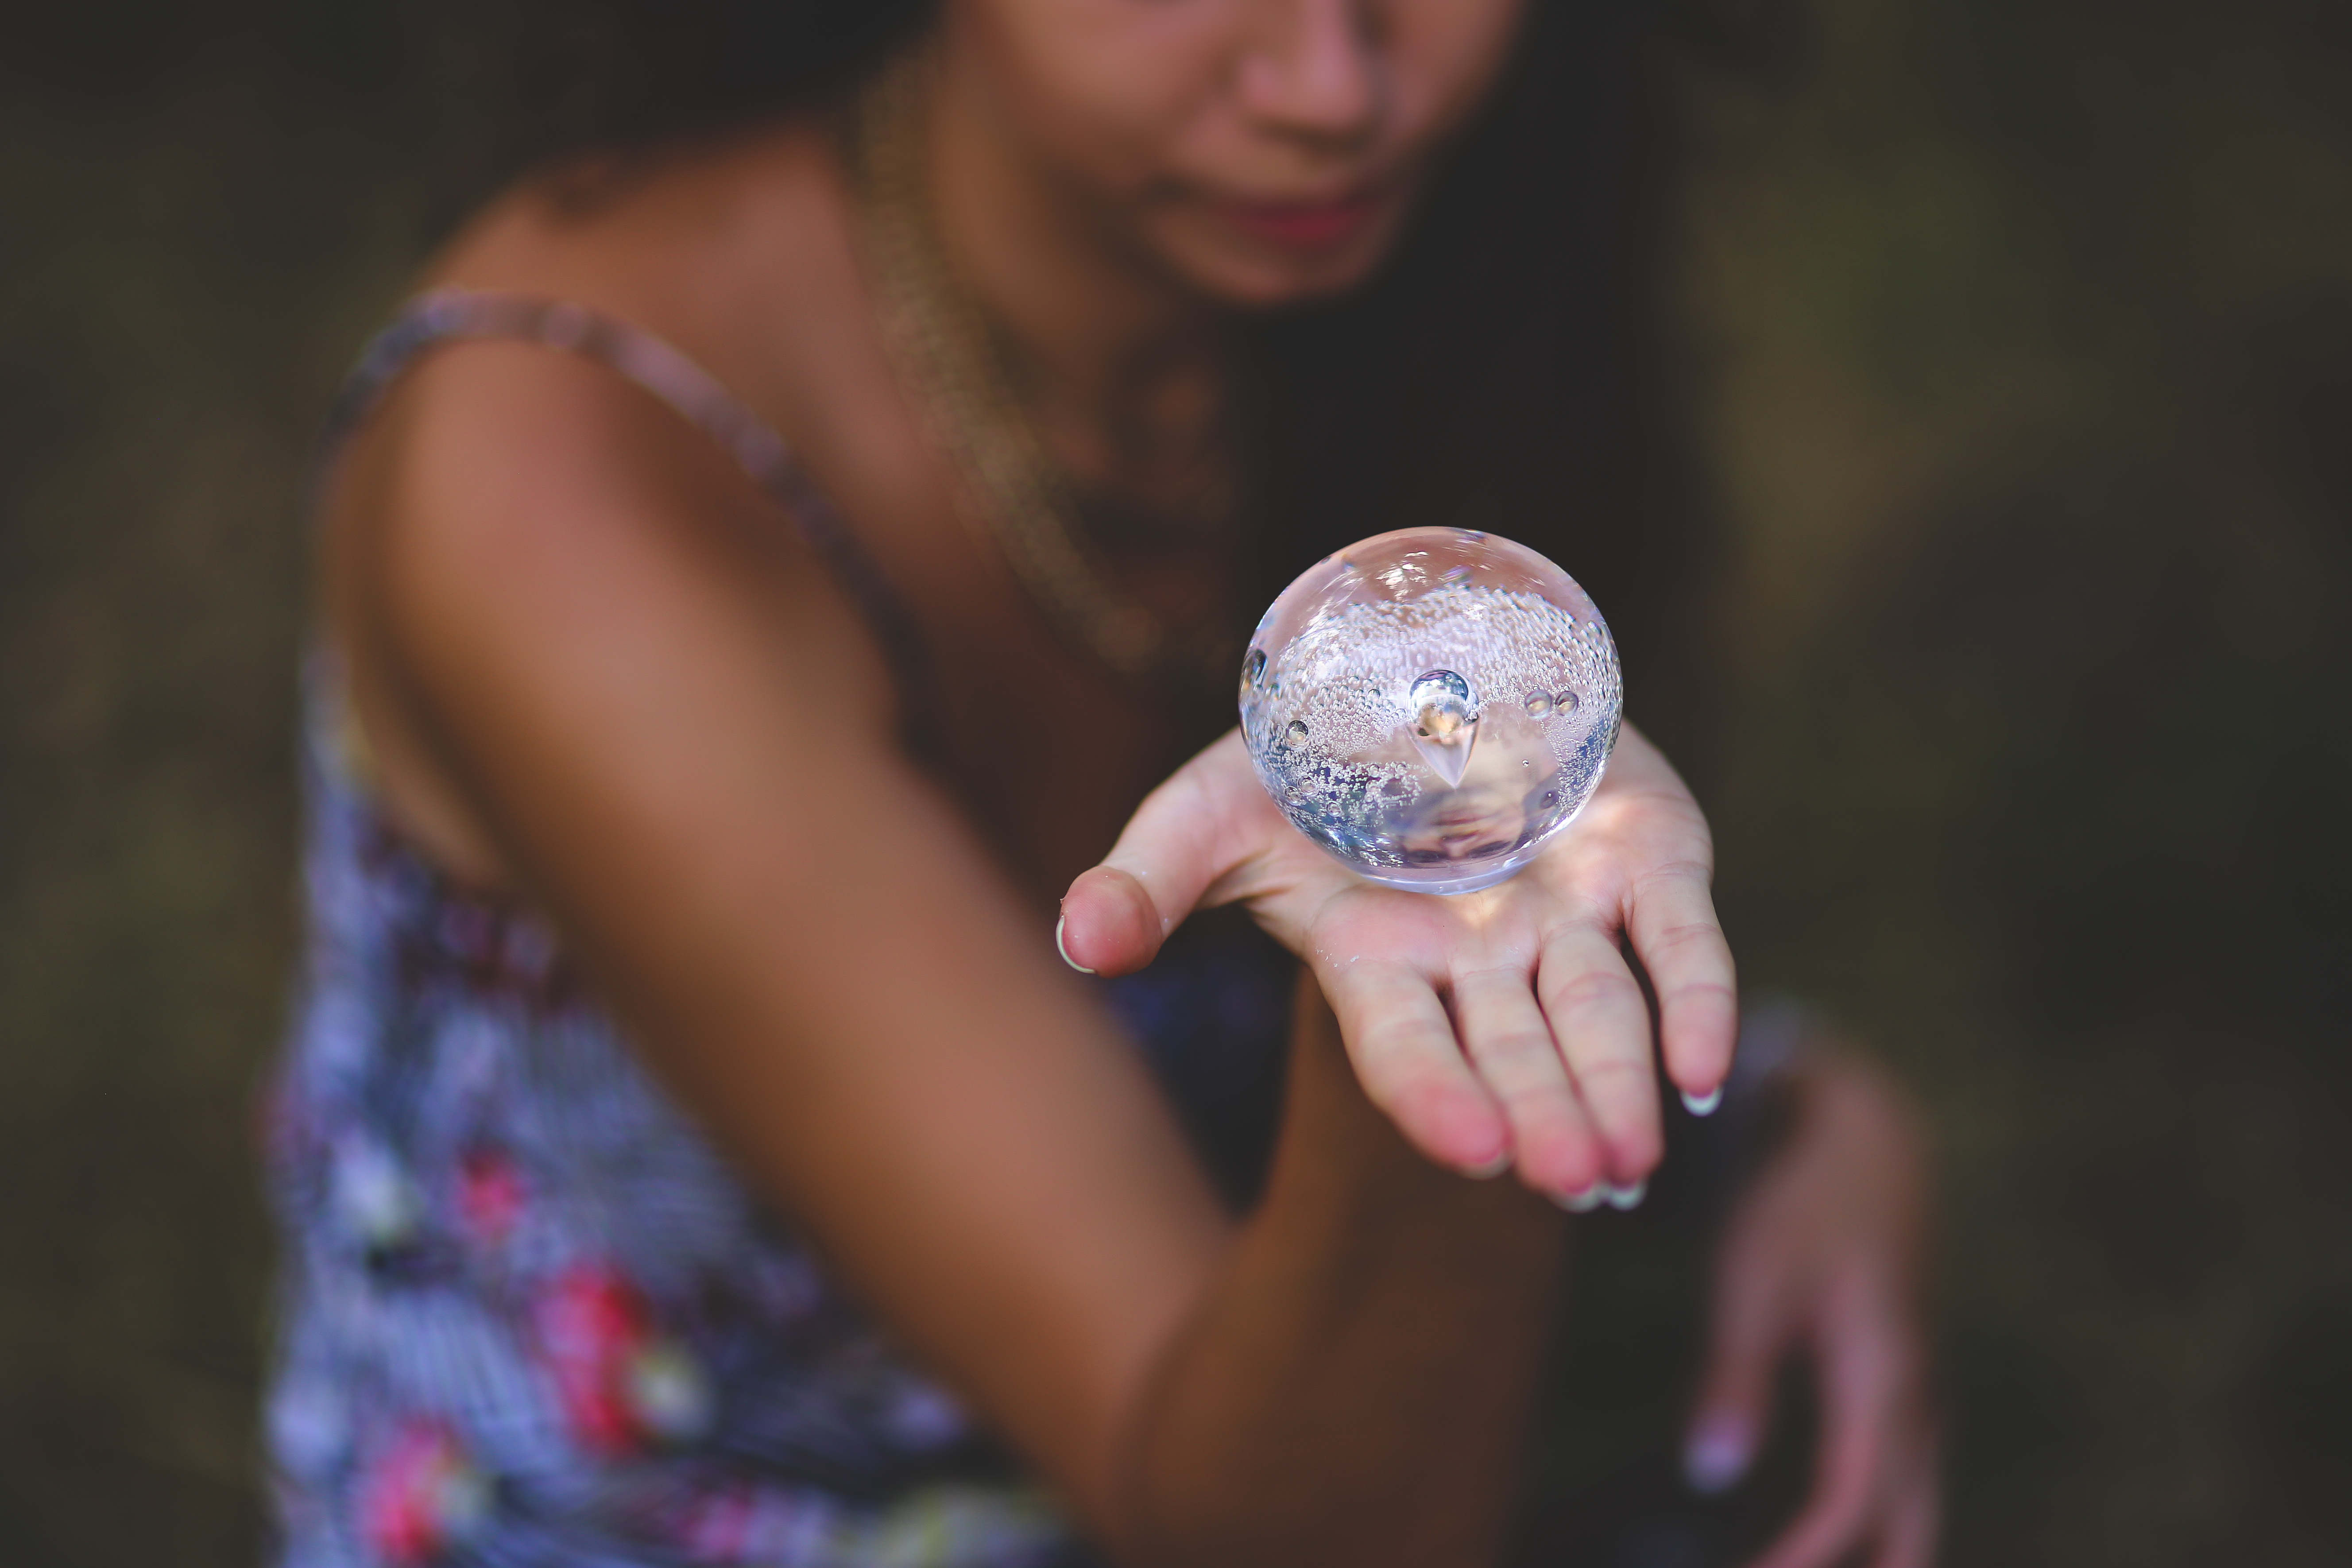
[1684,1246,1790,1496]
[1057,731,1271,978]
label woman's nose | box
[1235,0,1382,150]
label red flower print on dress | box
[456,1148,526,1250]
[358,1421,489,1564]
[537,1264,715,1456]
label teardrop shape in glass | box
[1408,670,1478,787]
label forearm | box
[1110,975,1568,1568]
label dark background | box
[3,2,2349,1563]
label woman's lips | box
[1212,189,1387,252]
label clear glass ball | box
[1239,527,1623,895]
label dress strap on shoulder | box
[322,287,931,709]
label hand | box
[1056,722,1737,1204]
[1684,1050,1940,1568]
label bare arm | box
[1687,1046,1938,1568]
[330,341,1564,1564]
[1124,974,1563,1567]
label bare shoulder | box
[337,321,895,715]
[319,124,901,890]
[422,119,870,426]
[342,116,908,692]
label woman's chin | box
[1151,209,1412,312]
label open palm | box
[1059,722,1737,1203]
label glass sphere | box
[1238,527,1623,895]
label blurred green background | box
[3,2,2349,1563]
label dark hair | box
[461,0,933,191]
[1242,0,1738,775]
[457,0,1774,776]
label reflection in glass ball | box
[1238,527,1623,894]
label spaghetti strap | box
[322,287,932,712]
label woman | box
[271,2,1934,1564]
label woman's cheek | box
[962,0,1241,175]
[1389,0,1529,144]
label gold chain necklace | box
[846,52,1243,695]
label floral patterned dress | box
[262,293,1294,1568]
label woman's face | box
[944,0,1528,307]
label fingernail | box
[1054,914,1095,975]
[1683,1412,1753,1494]
[1681,1085,1724,1117]
[1555,1183,1608,1213]
[1461,1151,1513,1180]
[1606,1179,1647,1211]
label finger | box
[1535,922,1663,1184]
[1684,1222,1791,1495]
[1058,731,1269,977]
[1326,958,1509,1175]
[1450,967,1605,1198]
[1748,1274,1906,1568]
[1623,859,1738,1107]
[1870,1450,1940,1568]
